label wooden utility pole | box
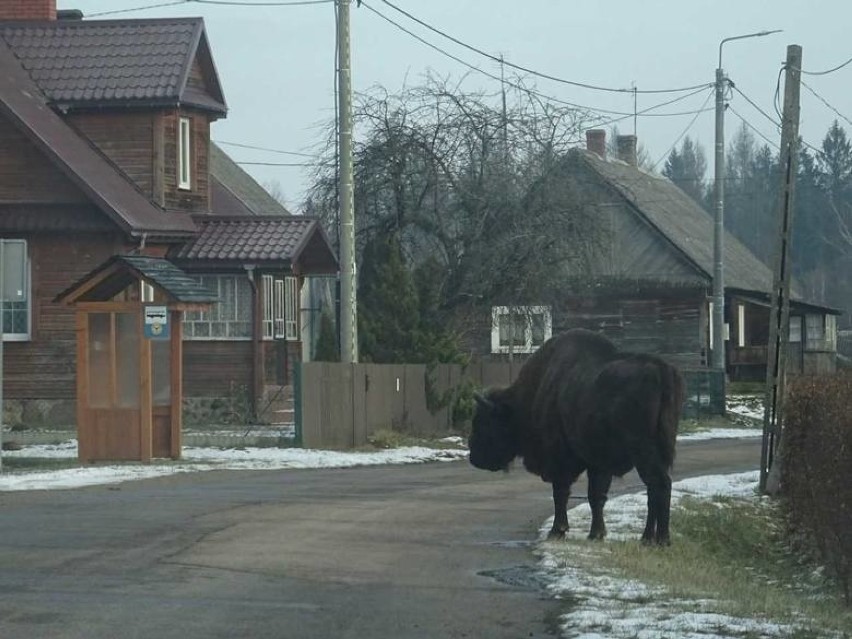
[337,0,358,363]
[760,44,803,494]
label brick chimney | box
[585,129,606,159]
[0,0,57,20]
[616,134,638,167]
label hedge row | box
[782,374,852,603]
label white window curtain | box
[490,306,552,354]
[178,117,192,190]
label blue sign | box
[144,305,170,340]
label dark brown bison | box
[469,329,684,545]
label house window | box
[262,275,299,341]
[737,304,746,347]
[491,306,551,354]
[789,316,802,343]
[184,275,252,339]
[140,281,155,303]
[805,314,824,342]
[178,117,192,190]
[1,239,29,340]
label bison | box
[469,329,684,545]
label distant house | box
[0,2,337,428]
[472,130,839,385]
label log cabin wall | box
[182,341,253,397]
[162,109,210,213]
[4,233,123,402]
[0,117,87,203]
[66,111,156,199]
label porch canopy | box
[56,255,217,462]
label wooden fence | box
[294,362,724,449]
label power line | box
[235,160,323,166]
[86,0,332,15]
[730,84,781,130]
[87,1,189,16]
[594,86,714,130]
[727,105,780,151]
[361,1,713,122]
[652,90,714,169]
[802,56,852,77]
[375,0,712,96]
[214,139,318,157]
[801,80,852,129]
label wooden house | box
[475,130,839,384]
[0,1,337,429]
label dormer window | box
[178,117,192,190]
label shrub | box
[782,373,852,604]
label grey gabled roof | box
[55,255,218,304]
[0,17,226,113]
[0,38,197,237]
[573,149,778,295]
[209,143,292,216]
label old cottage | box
[0,2,337,430]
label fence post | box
[293,362,303,448]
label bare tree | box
[305,75,604,341]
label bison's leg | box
[587,469,613,540]
[636,458,673,546]
[548,482,571,539]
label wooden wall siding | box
[162,110,210,213]
[0,116,87,203]
[182,341,253,396]
[187,59,208,92]
[67,112,155,198]
[3,233,123,399]
[602,200,704,282]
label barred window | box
[1,239,29,340]
[184,275,252,340]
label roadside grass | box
[2,457,82,472]
[363,428,466,451]
[564,495,852,637]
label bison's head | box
[468,392,519,472]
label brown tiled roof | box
[171,216,321,263]
[0,18,225,113]
[0,39,197,236]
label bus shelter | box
[56,255,216,462]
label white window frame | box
[805,314,825,342]
[262,274,274,339]
[183,275,252,340]
[788,315,802,343]
[490,305,552,354]
[0,239,30,341]
[737,303,746,347]
[140,281,155,303]
[178,116,192,190]
[263,275,300,341]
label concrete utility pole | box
[761,44,803,495]
[337,0,358,363]
[0,243,4,472]
[713,30,782,379]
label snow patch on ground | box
[537,471,812,638]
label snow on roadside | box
[0,442,468,491]
[537,471,806,638]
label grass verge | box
[576,496,852,636]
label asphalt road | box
[0,438,760,639]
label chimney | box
[0,0,57,20]
[616,134,638,167]
[585,129,606,159]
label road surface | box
[0,438,760,638]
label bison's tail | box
[656,361,685,468]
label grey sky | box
[71,0,852,211]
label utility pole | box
[761,44,803,494]
[0,242,4,472]
[713,31,782,389]
[712,65,726,376]
[337,0,357,363]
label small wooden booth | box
[56,255,217,462]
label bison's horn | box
[474,392,495,410]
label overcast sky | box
[70,0,852,212]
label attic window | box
[178,117,192,190]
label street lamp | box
[712,30,782,374]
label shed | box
[56,255,217,462]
